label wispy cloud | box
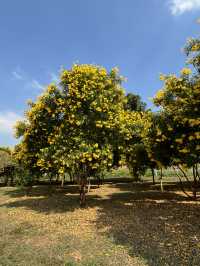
[12,71,23,80]
[168,0,200,15]
[30,79,44,90]
[0,111,22,135]
[12,66,25,80]
[12,66,45,91]
[49,72,59,83]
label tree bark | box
[192,165,198,200]
[172,166,194,200]
[61,175,65,187]
[160,168,164,192]
[79,179,86,206]
[87,177,91,193]
[69,171,73,183]
[151,168,155,185]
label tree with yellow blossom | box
[152,37,200,199]
[15,64,125,205]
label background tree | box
[141,112,174,190]
[116,111,149,181]
[125,93,146,112]
[0,147,15,186]
[112,93,147,169]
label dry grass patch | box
[0,182,200,265]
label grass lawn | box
[0,175,200,265]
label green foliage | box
[126,143,149,181]
[0,146,11,154]
[14,120,28,139]
[0,149,13,170]
[125,93,146,112]
[14,166,35,187]
[141,112,173,169]
[0,147,16,185]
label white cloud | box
[31,79,44,90]
[169,0,200,15]
[0,111,22,135]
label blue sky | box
[0,0,200,146]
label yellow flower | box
[96,107,102,112]
[189,135,194,141]
[180,148,188,154]
[93,153,99,159]
[175,138,183,144]
[155,90,165,100]
[180,68,191,76]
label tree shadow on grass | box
[1,184,101,198]
[1,182,200,265]
[0,185,103,214]
[94,189,200,266]
[0,193,105,214]
[113,180,197,192]
[0,182,195,214]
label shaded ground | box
[0,181,200,265]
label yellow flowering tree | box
[152,37,200,199]
[15,64,125,205]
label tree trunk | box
[10,175,14,186]
[192,165,198,200]
[196,164,199,182]
[25,185,32,196]
[48,173,53,195]
[112,147,120,168]
[87,177,91,193]
[172,166,194,200]
[49,174,52,184]
[160,168,164,192]
[151,168,155,185]
[69,171,73,183]
[79,178,87,206]
[61,176,65,187]
[97,176,102,187]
